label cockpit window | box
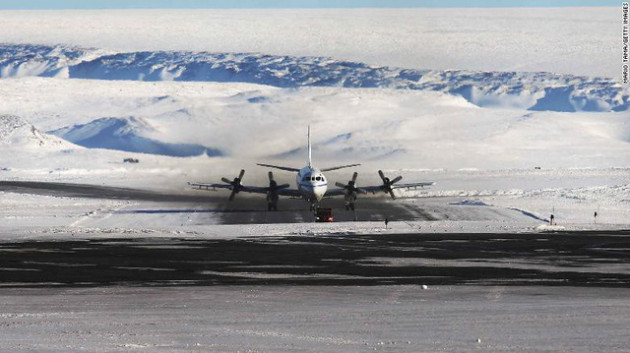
[304,173,325,183]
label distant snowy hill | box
[0,114,74,149]
[1,44,627,113]
[49,116,222,157]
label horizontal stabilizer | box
[257,163,300,172]
[320,163,361,172]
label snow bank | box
[0,114,75,150]
[1,44,627,113]
[49,116,223,157]
[535,224,566,231]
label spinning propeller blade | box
[222,169,246,201]
[338,172,366,195]
[377,170,403,199]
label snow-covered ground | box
[0,8,628,353]
[0,8,628,233]
[0,76,628,234]
[0,77,628,167]
[0,8,619,78]
[2,285,630,353]
[2,44,627,112]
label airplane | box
[189,126,434,212]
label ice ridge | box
[1,44,628,112]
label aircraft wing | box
[392,182,435,190]
[323,187,347,197]
[275,188,303,197]
[188,182,232,191]
[188,182,266,194]
[188,182,302,197]
[359,181,435,193]
[326,181,434,197]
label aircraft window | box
[303,176,310,182]
[315,176,321,181]
[311,177,315,181]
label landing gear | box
[344,190,357,212]
[267,192,279,211]
[338,172,363,213]
[345,201,358,221]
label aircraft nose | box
[314,185,327,202]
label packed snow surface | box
[2,285,630,353]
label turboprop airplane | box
[189,126,434,211]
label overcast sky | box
[0,0,618,9]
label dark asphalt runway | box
[0,180,223,202]
[1,231,629,288]
[0,180,435,223]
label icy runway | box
[1,231,629,288]
[2,231,630,351]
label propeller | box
[378,170,402,199]
[264,171,290,211]
[266,171,290,194]
[221,169,246,201]
[335,172,366,196]
[335,172,366,211]
[268,171,277,189]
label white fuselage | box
[296,166,327,203]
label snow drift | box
[1,44,628,113]
[0,114,74,149]
[49,116,223,157]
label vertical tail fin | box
[307,125,312,168]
